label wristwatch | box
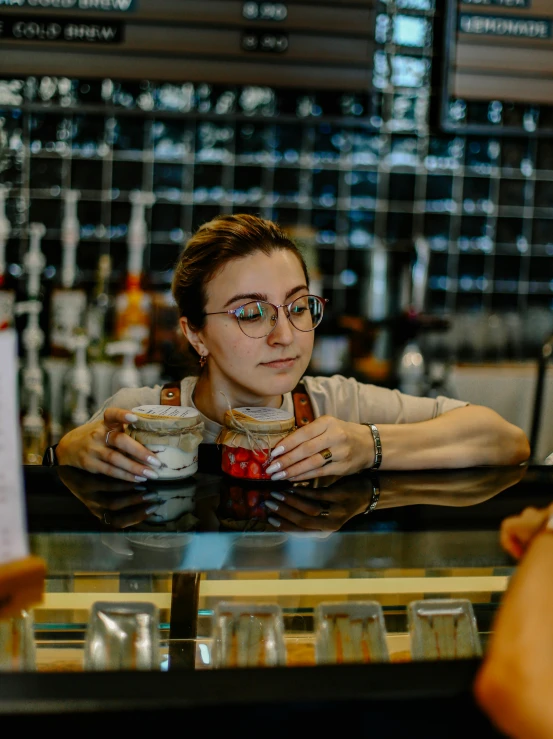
[42,444,59,466]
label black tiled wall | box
[1,0,553,360]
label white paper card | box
[0,330,28,564]
[234,407,294,422]
[133,405,199,419]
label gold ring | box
[319,448,332,464]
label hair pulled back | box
[171,213,310,331]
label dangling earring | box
[199,354,207,368]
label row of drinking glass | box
[0,598,481,672]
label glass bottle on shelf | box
[87,253,115,414]
[105,340,141,394]
[15,300,49,465]
[396,236,430,397]
[151,289,179,366]
[62,331,94,434]
[0,185,14,331]
[23,223,46,301]
[114,191,155,366]
[87,253,112,363]
[49,190,87,358]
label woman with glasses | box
[55,214,529,482]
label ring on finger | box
[318,500,331,517]
[319,448,332,466]
[105,429,116,448]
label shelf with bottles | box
[5,77,372,123]
[4,61,553,369]
[0,186,15,330]
[1,187,193,462]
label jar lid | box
[131,405,201,432]
[223,406,295,434]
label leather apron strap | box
[160,381,181,406]
[291,382,314,427]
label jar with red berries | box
[217,407,295,480]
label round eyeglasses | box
[205,295,329,339]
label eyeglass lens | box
[236,296,324,338]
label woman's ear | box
[179,317,208,357]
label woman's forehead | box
[207,250,306,298]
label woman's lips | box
[260,357,298,369]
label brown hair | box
[171,214,310,333]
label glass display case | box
[1,463,548,732]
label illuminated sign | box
[459,13,551,38]
[461,0,530,7]
[443,0,553,117]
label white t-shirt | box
[88,374,468,443]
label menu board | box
[0,0,375,91]
[446,0,553,105]
[0,331,28,566]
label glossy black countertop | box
[6,464,550,732]
[23,464,553,573]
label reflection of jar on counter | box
[217,407,295,480]
[218,477,270,525]
[125,405,204,480]
[141,476,198,525]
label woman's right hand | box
[56,407,162,483]
[57,466,162,529]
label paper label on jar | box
[234,406,294,422]
[132,404,199,419]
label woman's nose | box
[267,306,294,344]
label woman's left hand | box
[264,415,374,482]
[264,486,372,535]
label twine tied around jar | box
[217,392,293,459]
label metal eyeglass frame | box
[204,295,329,338]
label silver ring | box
[105,429,116,448]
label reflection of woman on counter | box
[54,214,530,482]
[255,465,527,534]
[56,465,526,537]
[57,465,220,531]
